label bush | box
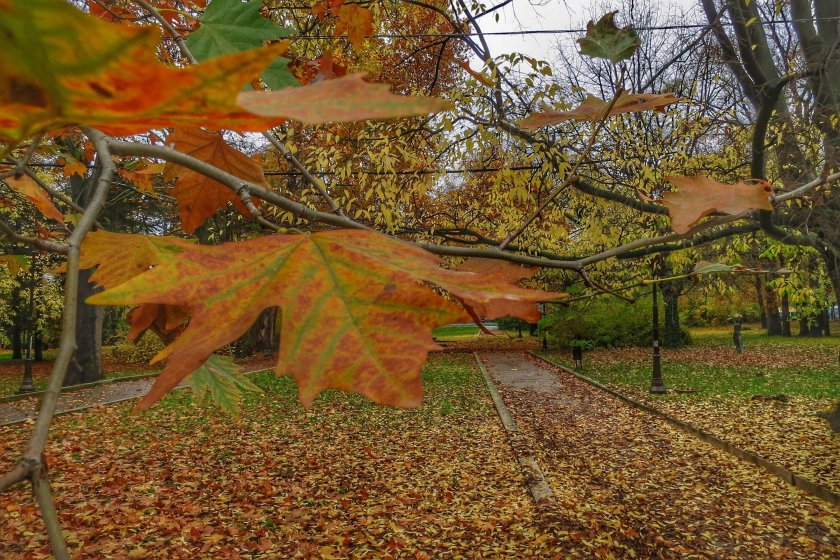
[110,331,165,364]
[496,316,536,334]
[539,296,691,349]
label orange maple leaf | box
[75,231,194,289]
[455,258,561,328]
[4,174,64,223]
[663,176,773,233]
[334,4,373,49]
[127,303,189,342]
[2,1,449,142]
[163,128,266,233]
[86,230,554,412]
[517,92,678,129]
[237,73,451,124]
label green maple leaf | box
[186,0,296,89]
[188,354,263,416]
[577,11,640,64]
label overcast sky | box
[473,0,702,64]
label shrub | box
[110,331,165,364]
[539,296,691,348]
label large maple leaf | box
[86,230,555,411]
[663,176,773,233]
[163,128,266,233]
[0,0,451,142]
[517,92,677,129]
[237,73,451,124]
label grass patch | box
[432,324,480,338]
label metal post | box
[650,281,667,393]
[17,358,35,393]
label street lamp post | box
[650,281,667,394]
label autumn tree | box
[2,1,839,558]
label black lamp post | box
[650,281,667,394]
[17,256,37,394]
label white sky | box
[472,0,701,64]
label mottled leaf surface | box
[76,231,194,289]
[663,176,773,233]
[86,230,551,411]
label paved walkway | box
[478,351,839,558]
[0,376,176,426]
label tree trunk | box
[233,307,279,357]
[33,335,44,362]
[663,284,683,348]
[799,317,811,336]
[64,269,103,386]
[817,402,840,433]
[823,310,831,336]
[781,292,791,336]
[754,276,767,329]
[765,284,783,335]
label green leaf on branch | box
[577,12,640,63]
[188,354,263,415]
[185,0,296,90]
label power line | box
[281,17,840,41]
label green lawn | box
[539,323,840,399]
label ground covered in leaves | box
[539,326,840,494]
[487,351,839,559]
[2,353,553,559]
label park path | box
[478,351,839,559]
[0,376,182,426]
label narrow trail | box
[0,376,176,426]
[479,351,839,559]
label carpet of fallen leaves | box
[495,353,839,559]
[538,327,840,494]
[1,353,558,559]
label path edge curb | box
[0,367,274,428]
[0,371,161,404]
[529,351,840,508]
[474,351,556,505]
